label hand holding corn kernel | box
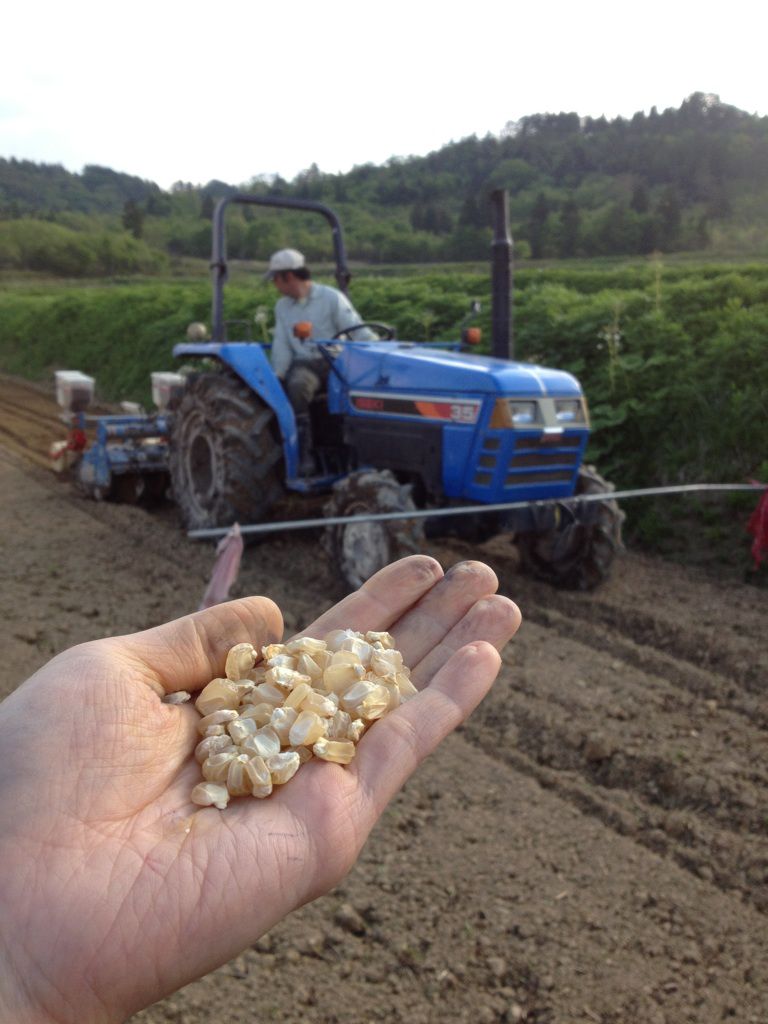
[0,556,520,1024]
[190,628,419,809]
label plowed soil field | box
[1,374,766,1024]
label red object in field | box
[67,428,87,453]
[199,523,244,610]
[746,484,768,569]
[49,428,89,473]
[50,429,87,460]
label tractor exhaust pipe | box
[490,189,513,361]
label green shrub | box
[0,263,765,567]
[0,219,167,277]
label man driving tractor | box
[265,248,376,474]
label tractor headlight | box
[508,400,539,425]
[554,398,588,425]
[490,399,542,429]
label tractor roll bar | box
[490,188,513,361]
[211,195,352,342]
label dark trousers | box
[284,359,329,416]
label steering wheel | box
[332,322,396,341]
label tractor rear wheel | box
[169,371,282,530]
[323,469,424,590]
[516,465,624,590]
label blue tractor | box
[167,191,623,590]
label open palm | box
[0,556,520,1024]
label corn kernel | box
[313,737,356,765]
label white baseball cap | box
[263,248,306,280]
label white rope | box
[187,482,766,540]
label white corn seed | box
[285,636,328,656]
[380,681,400,713]
[261,643,287,661]
[251,682,285,706]
[197,709,239,736]
[330,650,364,667]
[365,631,395,649]
[191,782,230,809]
[359,684,391,720]
[312,649,332,671]
[326,709,352,740]
[162,691,191,704]
[301,689,338,717]
[395,672,418,699]
[296,653,322,682]
[195,734,237,764]
[266,653,297,669]
[240,726,281,759]
[195,678,241,717]
[266,751,301,784]
[270,706,298,744]
[339,637,373,664]
[288,745,314,765]
[225,643,257,682]
[284,681,312,710]
[370,649,404,677]
[232,679,256,701]
[313,737,356,765]
[244,754,272,796]
[347,719,366,742]
[202,751,238,783]
[289,710,327,747]
[226,754,254,796]
[227,716,258,744]
[238,702,274,726]
[323,628,363,651]
[323,663,364,694]
[265,666,311,690]
[341,680,377,713]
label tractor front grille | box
[470,431,585,493]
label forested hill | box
[2,92,767,274]
[0,162,162,216]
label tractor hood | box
[335,342,583,397]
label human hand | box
[0,556,520,1024]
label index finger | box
[303,555,444,638]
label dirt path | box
[1,376,766,1024]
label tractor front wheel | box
[169,371,282,530]
[323,469,424,590]
[516,465,624,590]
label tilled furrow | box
[461,708,768,915]
[503,619,768,803]
[506,702,767,835]
[0,388,63,421]
[544,597,766,697]
[433,537,766,699]
[522,604,767,725]
[0,421,54,468]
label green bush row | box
[0,219,167,277]
[1,263,765,557]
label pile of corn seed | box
[191,629,416,809]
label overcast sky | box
[2,0,765,190]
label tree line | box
[1,93,767,275]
